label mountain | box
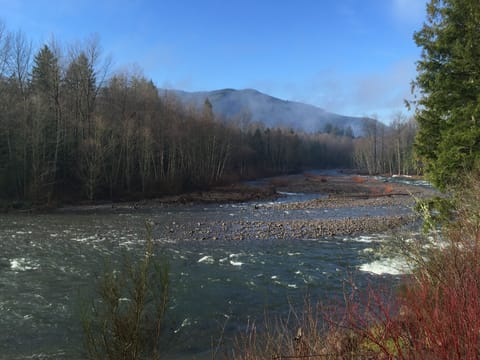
[162,88,375,137]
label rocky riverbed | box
[59,172,435,241]
[156,214,417,241]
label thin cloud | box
[266,59,417,121]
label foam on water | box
[174,318,191,334]
[198,255,214,264]
[228,253,244,266]
[71,235,98,242]
[359,257,411,275]
[10,258,39,272]
[277,191,300,196]
[354,235,375,243]
[346,234,385,243]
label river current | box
[0,188,416,359]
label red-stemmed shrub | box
[233,175,480,359]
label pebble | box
[144,178,432,242]
[153,213,418,242]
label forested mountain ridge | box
[164,88,375,137]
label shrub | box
[397,175,480,358]
[231,299,327,359]
[233,174,480,359]
[332,174,480,359]
[81,223,169,360]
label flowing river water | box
[0,184,419,359]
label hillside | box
[164,88,376,137]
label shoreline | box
[57,171,434,210]
[15,172,437,239]
[103,173,434,239]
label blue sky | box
[1,0,428,122]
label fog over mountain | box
[163,88,376,137]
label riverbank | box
[57,172,436,238]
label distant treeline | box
[0,27,356,205]
[353,116,419,176]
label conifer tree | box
[30,45,62,201]
[413,0,480,190]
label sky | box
[1,0,428,122]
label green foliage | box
[359,325,406,356]
[413,0,480,191]
[30,44,62,202]
[32,45,59,97]
[81,224,169,360]
[414,196,454,232]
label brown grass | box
[304,173,328,183]
[352,175,367,184]
[269,177,291,187]
[383,184,394,194]
[303,172,318,179]
[369,187,382,196]
[231,300,330,359]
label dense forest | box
[0,22,418,206]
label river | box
[0,188,416,359]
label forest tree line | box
[0,24,419,206]
[0,25,358,205]
[353,114,419,175]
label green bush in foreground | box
[81,224,169,360]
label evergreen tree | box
[63,51,98,196]
[32,45,59,98]
[413,0,480,190]
[64,51,97,139]
[30,45,62,201]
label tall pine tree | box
[413,0,480,190]
[30,45,62,201]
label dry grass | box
[231,300,331,359]
[352,175,367,184]
[269,177,291,187]
[368,187,383,196]
[383,184,394,194]
[304,173,328,183]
